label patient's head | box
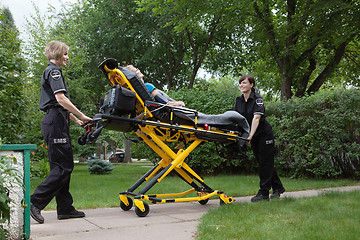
[125,65,144,82]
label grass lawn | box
[197,191,360,240]
[30,163,359,210]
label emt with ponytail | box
[234,75,285,202]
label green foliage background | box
[1,1,360,180]
[0,9,26,143]
[268,88,360,178]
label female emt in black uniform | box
[234,75,285,202]
[30,41,92,224]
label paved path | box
[29,185,360,240]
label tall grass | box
[30,164,359,210]
[197,191,360,239]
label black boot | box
[58,209,85,220]
[251,192,269,203]
[30,204,44,224]
[270,187,285,199]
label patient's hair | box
[125,65,136,72]
[239,75,256,92]
[45,41,69,61]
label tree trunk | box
[280,72,292,101]
[95,142,102,159]
[307,40,349,94]
[295,58,316,97]
[124,138,132,163]
[186,16,221,89]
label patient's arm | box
[152,89,185,107]
[167,100,185,107]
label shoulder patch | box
[50,70,61,80]
[255,98,264,106]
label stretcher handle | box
[80,120,94,128]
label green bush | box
[0,154,21,239]
[30,143,50,179]
[268,89,360,178]
[87,159,115,175]
[30,159,50,179]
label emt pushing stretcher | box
[79,58,250,217]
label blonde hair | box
[45,41,69,61]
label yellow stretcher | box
[79,58,250,217]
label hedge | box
[268,88,360,179]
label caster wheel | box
[135,202,149,217]
[77,134,87,145]
[88,133,97,142]
[199,199,209,205]
[120,197,133,211]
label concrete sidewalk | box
[29,185,360,240]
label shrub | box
[268,89,360,178]
[30,159,50,179]
[0,154,21,239]
[30,143,50,179]
[87,159,115,175]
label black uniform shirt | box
[234,91,272,138]
[39,62,70,111]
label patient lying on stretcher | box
[98,59,250,153]
[125,65,185,107]
[123,64,249,147]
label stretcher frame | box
[84,60,248,217]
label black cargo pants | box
[31,107,75,215]
[251,129,283,195]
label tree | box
[335,38,360,88]
[0,7,26,143]
[243,0,360,100]
[55,0,191,91]
[139,0,245,89]
[140,0,360,99]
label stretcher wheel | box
[88,133,97,142]
[77,134,87,145]
[120,197,133,211]
[199,199,209,205]
[135,202,149,217]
